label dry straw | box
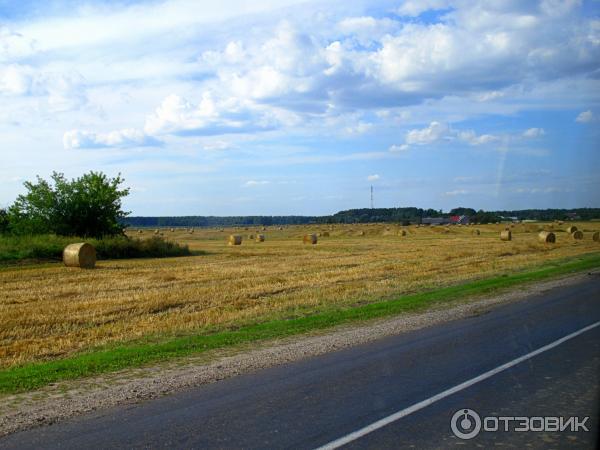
[500,230,512,241]
[571,230,583,240]
[566,225,578,234]
[303,234,318,245]
[228,235,242,245]
[538,231,556,243]
[256,234,265,242]
[63,243,96,269]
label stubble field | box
[1,222,599,369]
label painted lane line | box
[315,320,600,450]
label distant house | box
[449,215,470,225]
[422,217,449,225]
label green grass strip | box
[1,253,599,394]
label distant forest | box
[122,207,600,227]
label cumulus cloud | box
[144,93,278,136]
[404,121,500,147]
[522,127,546,138]
[367,174,380,181]
[389,144,409,152]
[575,110,594,123]
[444,189,469,196]
[63,128,161,149]
[243,180,270,187]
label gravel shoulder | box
[0,271,596,437]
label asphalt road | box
[2,275,599,449]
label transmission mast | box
[370,185,374,209]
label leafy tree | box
[0,208,9,234]
[8,172,130,238]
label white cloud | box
[575,110,594,123]
[243,180,270,187]
[397,0,452,17]
[444,189,469,196]
[406,121,451,145]
[367,174,380,181]
[345,121,372,135]
[389,144,409,152]
[522,127,546,138]
[457,130,499,146]
[63,129,160,149]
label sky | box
[1,0,599,216]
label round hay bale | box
[261,226,267,231]
[154,229,159,235]
[538,231,556,243]
[322,231,330,237]
[256,234,265,242]
[399,229,407,236]
[63,243,96,269]
[228,235,242,245]
[189,229,194,234]
[303,234,317,245]
[500,230,512,241]
[358,231,365,236]
[248,234,255,239]
[138,229,143,234]
[571,230,583,240]
[278,226,283,230]
[592,231,599,242]
[566,225,578,234]
[473,229,480,236]
[170,228,175,232]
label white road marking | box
[315,320,600,450]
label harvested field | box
[1,222,599,369]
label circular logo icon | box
[451,408,482,440]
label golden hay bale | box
[566,225,578,234]
[228,235,242,245]
[571,230,583,240]
[170,228,175,232]
[558,221,563,225]
[256,234,265,242]
[593,231,599,242]
[358,231,365,236]
[500,230,512,241]
[303,234,317,245]
[63,243,96,269]
[399,229,407,236]
[538,231,556,243]
[473,229,480,236]
[189,229,194,234]
[248,234,255,239]
[261,226,267,231]
[322,231,330,237]
[278,226,283,230]
[138,229,143,234]
[154,229,159,235]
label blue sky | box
[1,0,599,215]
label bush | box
[0,235,191,264]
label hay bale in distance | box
[322,231,330,237]
[303,234,317,245]
[473,229,480,236]
[592,231,599,242]
[63,243,96,269]
[538,231,556,243]
[571,230,583,240]
[358,231,365,236]
[228,235,242,245]
[256,234,265,242]
[566,225,578,234]
[170,228,175,232]
[500,230,512,241]
[399,229,407,236]
[138,229,143,234]
[248,234,255,239]
[154,229,159,235]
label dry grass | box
[1,222,599,369]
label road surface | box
[1,275,599,449]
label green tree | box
[8,171,130,238]
[0,208,9,234]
